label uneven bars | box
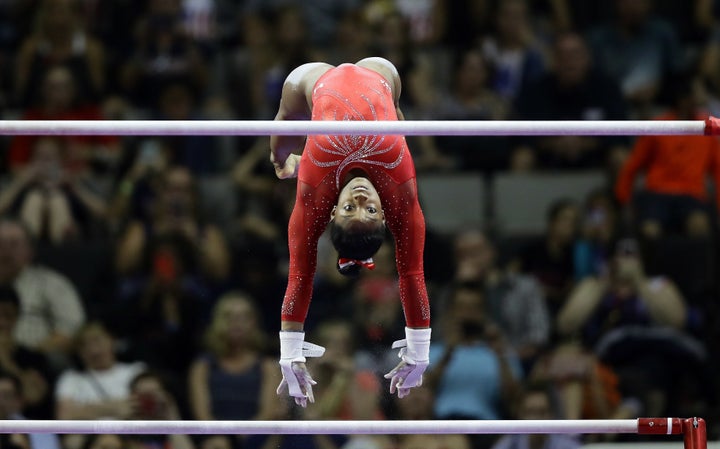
[0,418,686,435]
[0,119,718,136]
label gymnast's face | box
[332,177,384,229]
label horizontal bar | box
[0,419,643,435]
[0,120,709,136]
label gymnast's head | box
[330,176,386,277]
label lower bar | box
[0,419,642,435]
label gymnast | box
[270,57,431,407]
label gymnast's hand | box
[384,327,431,398]
[277,331,325,407]
[277,361,318,407]
[271,153,301,179]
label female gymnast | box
[270,57,431,407]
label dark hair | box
[0,285,20,311]
[330,221,386,277]
[546,198,577,224]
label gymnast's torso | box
[298,63,416,191]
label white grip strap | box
[394,327,431,364]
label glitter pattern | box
[281,64,430,327]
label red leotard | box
[281,63,430,328]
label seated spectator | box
[614,75,720,239]
[304,320,384,421]
[556,238,706,416]
[0,370,61,449]
[426,283,522,422]
[574,189,621,280]
[0,138,108,245]
[114,165,230,283]
[55,321,146,420]
[13,0,106,108]
[491,381,582,449]
[395,385,472,449]
[426,47,510,173]
[513,199,580,316]
[511,32,629,171]
[126,371,194,449]
[9,64,120,179]
[119,0,208,110]
[188,292,280,422]
[452,229,550,372]
[479,0,546,102]
[586,0,684,117]
[0,285,55,419]
[0,218,86,364]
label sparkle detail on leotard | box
[307,86,403,189]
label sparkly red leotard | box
[281,63,430,328]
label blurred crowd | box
[1,0,720,448]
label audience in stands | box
[125,370,194,449]
[615,74,720,240]
[0,0,718,443]
[452,229,550,372]
[0,137,108,244]
[54,322,145,420]
[188,292,280,426]
[512,32,629,172]
[556,238,705,416]
[0,285,55,419]
[0,370,61,449]
[0,218,86,365]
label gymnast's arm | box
[280,182,334,332]
[382,179,430,329]
[270,63,331,171]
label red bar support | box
[638,418,684,435]
[705,116,720,135]
[682,418,707,449]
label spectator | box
[511,32,629,171]
[126,371,194,449]
[0,218,86,363]
[0,137,109,245]
[304,320,384,421]
[119,0,208,110]
[514,199,580,316]
[586,0,684,117]
[8,64,121,179]
[188,292,280,422]
[114,165,230,282]
[574,189,621,280]
[427,48,509,173]
[426,283,522,421]
[614,75,720,239]
[479,0,546,102]
[0,370,61,449]
[0,285,55,419]
[452,229,550,372]
[556,238,705,416]
[491,381,582,449]
[13,0,106,108]
[55,321,145,420]
[395,384,472,449]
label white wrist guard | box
[279,331,326,363]
[392,327,431,364]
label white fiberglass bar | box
[0,120,708,136]
[0,419,642,435]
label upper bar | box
[0,120,709,136]
[0,419,641,435]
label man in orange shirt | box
[615,78,720,238]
